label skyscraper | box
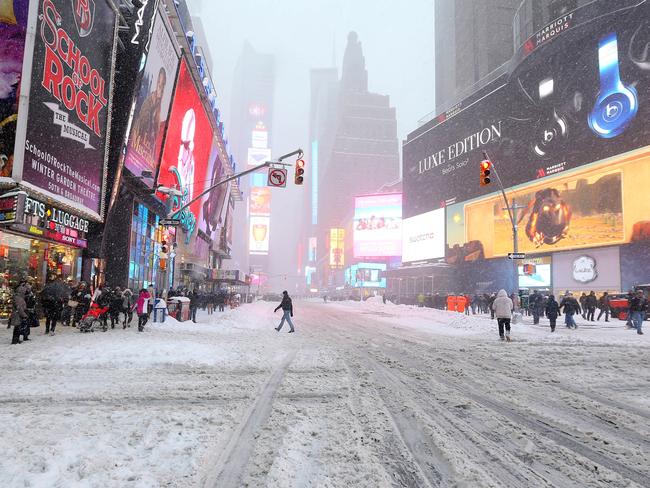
[229,42,275,274]
[307,32,400,290]
[434,0,521,114]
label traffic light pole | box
[483,151,526,297]
[167,148,303,219]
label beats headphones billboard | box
[403,1,650,218]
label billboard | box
[518,264,552,288]
[157,59,213,240]
[249,215,269,254]
[447,147,650,263]
[402,208,446,263]
[13,0,118,219]
[403,2,650,218]
[124,10,179,186]
[247,147,271,166]
[249,187,271,216]
[0,0,29,179]
[353,193,402,257]
[329,228,345,268]
[198,140,228,242]
[347,263,387,288]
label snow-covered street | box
[1,299,649,488]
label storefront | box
[552,246,622,296]
[128,202,175,293]
[0,193,89,317]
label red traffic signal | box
[295,159,305,185]
[480,159,492,186]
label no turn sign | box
[267,168,287,188]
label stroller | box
[78,303,110,332]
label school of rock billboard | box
[0,0,29,179]
[157,59,213,242]
[403,1,650,220]
[12,0,118,220]
[123,9,179,186]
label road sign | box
[267,168,287,188]
[160,219,181,226]
[508,252,527,260]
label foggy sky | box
[186,0,435,287]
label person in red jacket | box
[134,289,151,332]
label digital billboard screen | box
[446,147,650,263]
[197,141,228,242]
[124,10,179,186]
[249,187,271,216]
[353,193,402,258]
[402,208,446,264]
[347,263,387,289]
[157,59,213,240]
[329,228,345,268]
[519,264,552,288]
[0,0,29,179]
[403,2,650,218]
[14,0,118,219]
[249,215,270,254]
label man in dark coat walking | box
[585,291,597,322]
[597,292,611,322]
[274,291,295,333]
[545,295,561,332]
[10,283,29,344]
[560,292,581,329]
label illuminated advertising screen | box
[403,2,650,218]
[446,147,650,263]
[157,59,213,240]
[402,208,446,263]
[347,263,387,288]
[14,0,118,219]
[308,237,317,262]
[124,10,179,186]
[249,187,271,216]
[353,193,402,257]
[0,0,29,179]
[247,147,271,166]
[518,264,552,288]
[249,215,270,255]
[329,228,345,268]
[198,141,228,242]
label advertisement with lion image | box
[446,148,650,264]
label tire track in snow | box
[313,304,649,487]
[351,323,650,487]
[202,350,297,488]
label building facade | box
[307,32,400,291]
[402,0,650,300]
[434,0,521,114]
[229,42,275,282]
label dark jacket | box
[629,296,648,313]
[598,294,610,310]
[585,293,597,309]
[275,295,293,315]
[9,287,28,327]
[560,296,581,315]
[189,292,199,309]
[545,299,560,319]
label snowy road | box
[1,299,649,487]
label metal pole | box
[483,151,521,296]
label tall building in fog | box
[306,32,399,290]
[229,42,275,274]
[434,0,520,113]
[434,0,583,114]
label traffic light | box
[295,158,305,185]
[480,159,492,186]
